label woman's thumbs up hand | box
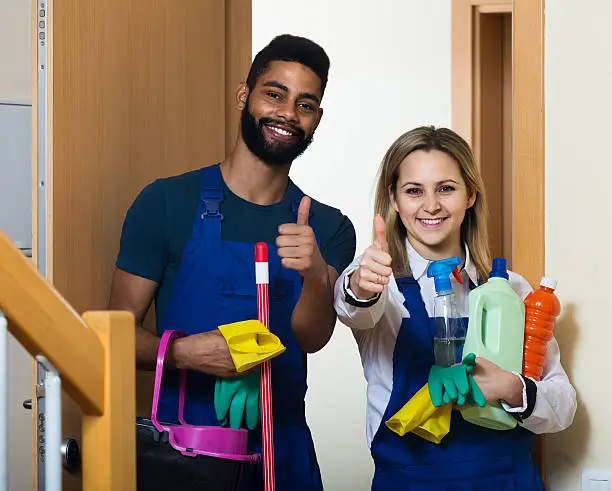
[348,215,393,300]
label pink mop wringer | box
[256,242,275,491]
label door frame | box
[451,0,546,479]
[452,0,545,289]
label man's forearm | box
[135,326,190,371]
[135,327,162,370]
[136,327,240,378]
[291,267,337,353]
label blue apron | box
[158,164,323,491]
[370,276,544,491]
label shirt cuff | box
[501,372,528,412]
[343,271,381,308]
[501,372,537,422]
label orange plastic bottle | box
[522,277,561,381]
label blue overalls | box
[157,164,323,491]
[370,276,544,491]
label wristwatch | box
[343,271,381,308]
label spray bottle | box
[427,257,467,367]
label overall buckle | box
[201,198,223,219]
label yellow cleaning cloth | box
[218,320,286,373]
[385,384,452,444]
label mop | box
[255,242,275,491]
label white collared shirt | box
[334,241,577,447]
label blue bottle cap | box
[427,257,462,293]
[489,257,509,280]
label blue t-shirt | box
[116,166,356,331]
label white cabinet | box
[0,101,31,251]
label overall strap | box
[199,164,224,239]
[394,275,429,328]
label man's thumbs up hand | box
[277,196,328,281]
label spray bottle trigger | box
[452,266,464,285]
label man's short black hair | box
[246,34,330,97]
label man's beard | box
[240,105,314,166]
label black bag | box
[136,418,247,491]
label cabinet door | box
[31,1,251,488]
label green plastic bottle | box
[461,258,525,430]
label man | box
[108,34,356,490]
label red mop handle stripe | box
[261,361,274,491]
[256,241,275,490]
[259,285,275,490]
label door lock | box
[61,438,81,474]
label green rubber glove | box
[466,372,486,408]
[428,353,478,407]
[462,352,477,368]
[460,353,486,407]
[459,354,485,407]
[428,353,487,408]
[214,369,260,430]
[428,363,471,407]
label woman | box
[334,126,576,490]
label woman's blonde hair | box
[374,126,491,283]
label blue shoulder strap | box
[199,164,224,219]
[197,164,224,242]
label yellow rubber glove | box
[218,320,286,373]
[385,384,452,444]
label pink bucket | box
[136,330,259,491]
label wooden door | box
[31,1,251,488]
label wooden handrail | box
[0,228,104,415]
[1,228,136,489]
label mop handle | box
[256,243,275,491]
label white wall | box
[544,1,612,490]
[253,2,452,489]
[0,0,34,490]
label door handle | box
[23,399,32,410]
